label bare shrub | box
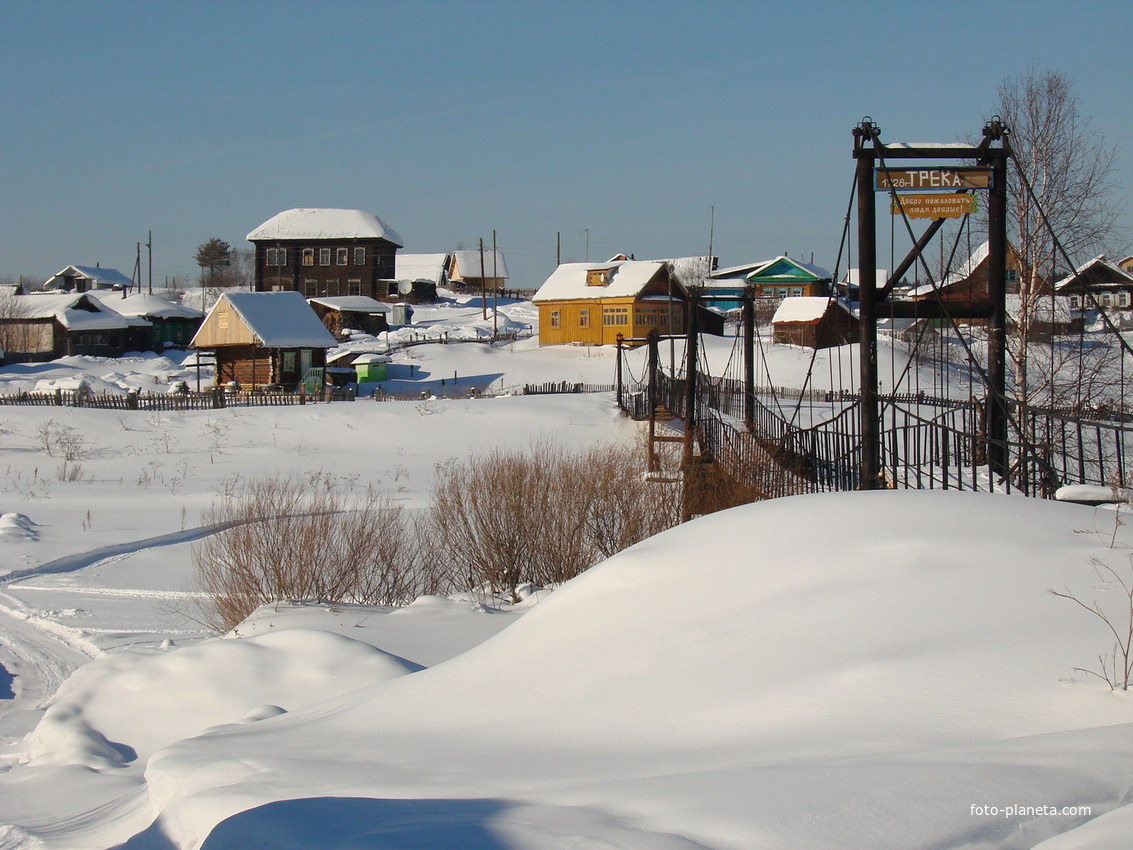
[428,439,681,601]
[36,419,91,461]
[1049,554,1133,690]
[192,472,435,633]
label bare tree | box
[0,291,36,359]
[992,67,1124,401]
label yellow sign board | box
[890,193,978,219]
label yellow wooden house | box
[533,259,687,345]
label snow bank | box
[124,491,1133,849]
[28,629,421,769]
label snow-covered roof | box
[771,296,839,324]
[748,256,832,282]
[246,209,404,247]
[308,296,391,313]
[450,249,509,280]
[205,292,337,348]
[44,265,134,290]
[1006,294,1075,322]
[395,253,448,284]
[710,261,767,279]
[16,293,132,330]
[88,292,202,320]
[843,268,890,290]
[533,260,679,303]
[1054,255,1133,292]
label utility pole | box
[556,231,560,266]
[146,230,153,294]
[583,228,589,262]
[478,238,487,320]
[492,229,499,338]
[131,242,141,298]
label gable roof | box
[246,208,404,247]
[44,265,134,290]
[89,291,202,320]
[16,293,131,330]
[193,291,337,348]
[450,249,509,280]
[533,260,682,303]
[1054,255,1133,292]
[747,256,832,284]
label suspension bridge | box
[614,119,1133,511]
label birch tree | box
[992,67,1123,401]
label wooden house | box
[447,249,508,292]
[771,297,859,349]
[43,265,135,293]
[307,296,391,338]
[747,256,833,301]
[1118,256,1133,277]
[1055,255,1133,316]
[247,208,403,301]
[0,293,129,362]
[908,241,1033,305]
[90,292,203,351]
[533,259,688,346]
[190,291,337,389]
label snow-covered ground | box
[2,297,1132,849]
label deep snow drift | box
[6,489,1133,849]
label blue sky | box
[2,0,1130,288]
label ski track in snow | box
[0,523,227,735]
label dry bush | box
[192,472,436,633]
[429,440,681,601]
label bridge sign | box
[890,193,978,219]
[875,167,993,191]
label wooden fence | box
[0,387,356,411]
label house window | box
[1069,295,1081,309]
[602,307,629,326]
[1102,292,1114,307]
[266,248,287,266]
[304,278,318,296]
[282,352,296,372]
[337,248,349,265]
[790,287,803,297]
[776,287,789,298]
[348,279,361,296]
[302,249,314,266]
[354,247,366,265]
[587,269,610,287]
[579,309,589,327]
[550,310,560,328]
[319,248,332,266]
[1006,269,1019,283]
[1119,291,1131,308]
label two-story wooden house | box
[247,208,404,301]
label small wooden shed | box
[190,291,337,389]
[772,297,859,349]
[307,296,391,338]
